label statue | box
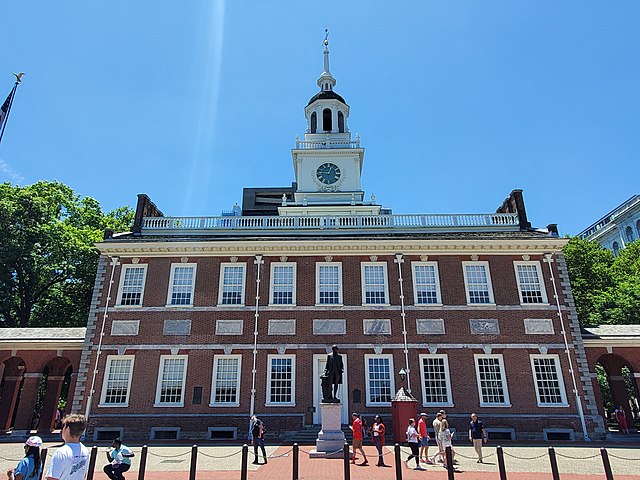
[321,345,343,403]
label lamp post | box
[399,368,407,394]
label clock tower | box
[280,32,379,217]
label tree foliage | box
[0,181,133,328]
[564,237,640,325]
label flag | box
[0,84,17,145]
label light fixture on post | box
[398,368,407,393]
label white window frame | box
[530,354,569,407]
[361,262,390,306]
[99,355,135,407]
[154,355,188,407]
[514,261,548,305]
[364,354,395,406]
[316,262,343,306]
[266,354,296,406]
[210,354,242,407]
[462,261,495,305]
[218,263,247,306]
[474,354,511,407]
[116,264,148,306]
[166,263,197,307]
[411,261,442,305]
[419,354,453,407]
[269,262,297,306]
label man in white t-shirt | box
[46,414,89,480]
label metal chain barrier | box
[265,447,293,459]
[197,448,245,459]
[503,450,548,460]
[0,454,22,462]
[146,449,192,459]
[607,452,640,461]
[555,451,602,460]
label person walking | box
[371,415,387,467]
[45,414,89,480]
[103,438,134,480]
[432,410,445,463]
[614,406,630,434]
[350,413,368,465]
[417,412,432,464]
[468,413,487,463]
[404,418,423,470]
[6,436,43,480]
[439,426,455,469]
[250,415,268,464]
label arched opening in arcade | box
[596,353,640,433]
[0,356,26,432]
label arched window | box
[613,242,620,256]
[338,111,344,133]
[323,108,332,132]
[626,226,634,243]
[310,112,317,133]
[636,219,640,238]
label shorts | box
[353,438,363,449]
[420,437,429,447]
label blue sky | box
[1,1,638,235]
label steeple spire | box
[317,28,336,92]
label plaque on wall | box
[524,318,554,334]
[313,319,346,335]
[416,319,445,335]
[111,320,140,336]
[363,319,391,335]
[215,319,243,335]
[268,319,296,335]
[163,319,192,336]
[469,319,500,335]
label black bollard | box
[86,446,98,480]
[600,448,614,480]
[241,444,248,480]
[496,445,507,480]
[137,445,148,480]
[343,442,350,480]
[394,443,402,480]
[292,443,299,480]
[548,447,560,480]
[445,446,455,480]
[189,445,198,480]
[38,448,48,480]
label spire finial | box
[324,28,329,47]
[317,28,336,91]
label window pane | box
[104,358,132,404]
[222,265,244,305]
[120,267,145,305]
[269,357,293,403]
[415,265,438,304]
[466,265,491,304]
[421,357,449,404]
[533,357,564,404]
[171,266,194,305]
[159,358,185,404]
[319,265,340,304]
[272,265,294,304]
[477,357,506,404]
[364,265,386,304]
[517,264,544,304]
[214,357,239,404]
[368,357,392,403]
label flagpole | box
[0,74,23,145]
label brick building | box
[72,39,606,442]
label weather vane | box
[324,28,329,46]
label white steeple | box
[317,29,336,92]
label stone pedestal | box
[309,402,347,458]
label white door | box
[313,354,348,424]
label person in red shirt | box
[417,412,432,464]
[350,413,368,465]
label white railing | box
[295,139,360,149]
[141,213,520,232]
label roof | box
[582,325,640,339]
[0,327,87,341]
[307,90,347,106]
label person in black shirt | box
[250,415,267,464]
[468,413,487,463]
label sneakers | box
[361,460,369,466]
[415,465,424,470]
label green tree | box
[0,181,133,328]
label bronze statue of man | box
[323,345,344,402]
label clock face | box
[316,162,341,185]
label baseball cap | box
[26,436,43,447]
[420,412,427,416]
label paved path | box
[1,442,639,480]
